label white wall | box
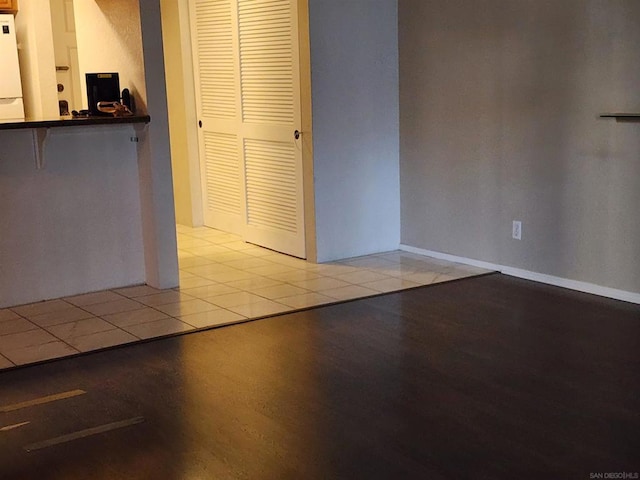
[160,0,202,227]
[0,126,145,308]
[74,0,147,112]
[308,0,400,262]
[137,0,179,289]
[14,0,59,119]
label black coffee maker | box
[85,73,120,116]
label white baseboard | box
[399,244,640,305]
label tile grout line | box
[6,294,140,357]
[40,296,138,351]
[98,288,254,335]
[0,352,15,367]
[0,304,83,363]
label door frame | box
[49,0,83,113]
[161,0,204,228]
[169,0,317,262]
[297,0,316,263]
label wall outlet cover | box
[512,221,522,240]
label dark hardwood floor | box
[0,273,638,479]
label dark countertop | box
[0,114,151,131]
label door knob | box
[294,130,301,139]
[199,120,202,128]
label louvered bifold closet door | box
[238,0,306,258]
[190,0,245,234]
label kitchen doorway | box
[49,0,82,114]
[179,0,313,260]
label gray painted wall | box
[400,0,640,294]
[309,0,400,262]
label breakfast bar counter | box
[0,115,156,308]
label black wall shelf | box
[600,113,640,121]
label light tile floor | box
[0,226,492,370]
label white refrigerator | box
[0,14,25,121]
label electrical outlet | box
[512,221,522,240]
